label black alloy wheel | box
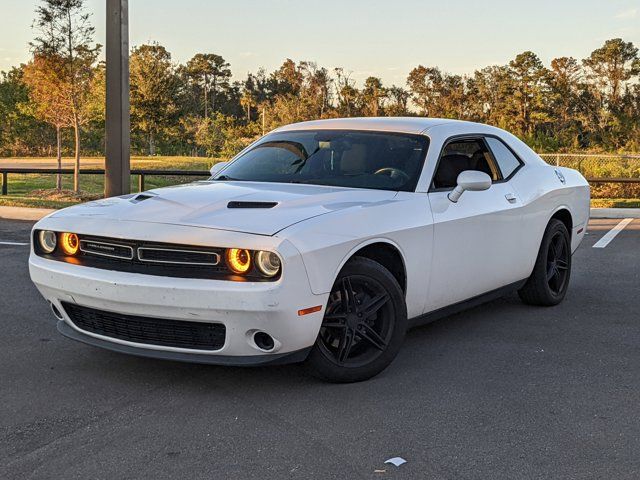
[518,218,572,306]
[318,275,393,367]
[305,257,407,382]
[546,230,570,295]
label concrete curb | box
[1,205,639,222]
[589,208,640,219]
[0,206,56,221]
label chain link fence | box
[539,154,640,199]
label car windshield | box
[213,130,429,192]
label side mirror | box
[448,170,492,203]
[210,161,229,176]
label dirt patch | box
[30,189,103,202]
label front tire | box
[518,219,572,306]
[305,257,408,383]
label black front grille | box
[138,247,220,265]
[62,302,226,351]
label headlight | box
[38,230,57,253]
[60,232,79,255]
[226,248,251,274]
[255,251,281,277]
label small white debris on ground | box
[384,457,407,467]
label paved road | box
[1,219,639,479]
[0,158,106,169]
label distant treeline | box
[1,0,639,165]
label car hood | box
[50,181,399,236]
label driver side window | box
[432,138,500,190]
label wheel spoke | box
[555,236,565,258]
[337,329,354,363]
[357,323,387,351]
[322,314,347,329]
[340,277,357,313]
[548,240,557,260]
[549,266,561,292]
[556,259,569,270]
[360,292,389,319]
[546,264,556,281]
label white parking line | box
[593,218,634,249]
[0,241,29,246]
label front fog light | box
[38,230,57,253]
[256,251,281,277]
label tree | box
[583,39,640,107]
[184,53,231,118]
[465,65,512,127]
[31,0,100,192]
[22,54,71,189]
[385,86,411,116]
[547,57,583,147]
[361,76,386,116]
[0,67,50,157]
[507,51,550,136]
[406,66,444,116]
[334,68,360,117]
[130,43,178,155]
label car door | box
[425,135,524,311]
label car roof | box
[273,117,480,135]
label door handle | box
[505,193,517,204]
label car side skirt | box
[57,320,312,366]
[409,279,527,329]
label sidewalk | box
[0,206,56,221]
[1,205,639,222]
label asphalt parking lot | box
[1,218,639,479]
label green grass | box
[0,156,219,208]
[590,198,640,208]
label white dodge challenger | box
[29,118,590,382]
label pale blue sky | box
[1,0,639,85]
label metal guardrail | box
[0,168,210,195]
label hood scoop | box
[130,193,156,203]
[227,201,278,209]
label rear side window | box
[485,137,521,179]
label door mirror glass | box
[210,161,229,176]
[448,170,492,203]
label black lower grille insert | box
[61,302,226,351]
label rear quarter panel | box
[510,163,590,278]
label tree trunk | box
[149,132,156,156]
[204,73,208,119]
[211,76,217,113]
[73,118,80,193]
[56,125,62,190]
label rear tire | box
[305,257,407,383]
[518,219,572,306]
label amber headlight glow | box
[226,248,251,274]
[38,230,57,253]
[256,251,281,277]
[60,232,79,255]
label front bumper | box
[29,239,328,363]
[56,320,312,365]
